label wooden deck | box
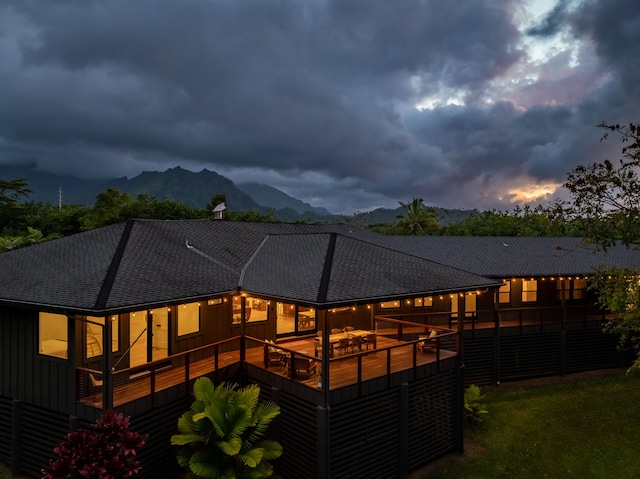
[78,335,456,408]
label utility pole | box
[58,186,63,209]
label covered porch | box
[76,316,458,411]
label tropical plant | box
[464,384,488,424]
[41,410,148,479]
[562,122,640,373]
[171,378,283,479]
[395,197,439,235]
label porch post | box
[457,293,466,365]
[104,317,114,410]
[494,288,501,385]
[240,296,246,361]
[320,310,330,405]
[560,278,567,375]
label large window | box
[451,294,477,318]
[557,278,587,300]
[178,302,200,336]
[86,315,120,358]
[233,296,269,324]
[39,312,68,359]
[522,279,538,302]
[573,278,587,299]
[499,281,511,303]
[246,297,268,323]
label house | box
[0,220,636,478]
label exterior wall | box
[464,321,633,386]
[250,358,461,479]
[0,307,76,415]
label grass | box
[4,370,640,479]
[424,370,640,479]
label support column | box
[560,279,568,375]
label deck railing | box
[77,336,241,409]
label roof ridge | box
[94,220,134,310]
[239,235,270,288]
[317,232,337,303]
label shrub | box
[464,384,488,424]
[171,378,283,479]
[42,410,148,479]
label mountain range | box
[1,164,477,225]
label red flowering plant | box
[42,411,148,479]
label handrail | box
[77,336,242,409]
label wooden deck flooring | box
[80,336,455,408]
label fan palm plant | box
[171,378,283,479]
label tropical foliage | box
[394,197,439,235]
[463,384,488,424]
[171,378,282,479]
[559,122,640,373]
[42,410,148,479]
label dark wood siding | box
[0,307,75,414]
[15,402,70,478]
[0,396,11,463]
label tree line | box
[3,122,640,371]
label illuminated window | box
[178,302,200,336]
[573,278,587,299]
[451,294,477,317]
[39,312,68,359]
[380,300,400,309]
[86,316,120,358]
[499,281,511,303]
[414,297,433,307]
[522,280,538,302]
[298,306,315,331]
[556,279,570,300]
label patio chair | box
[363,333,377,350]
[266,339,286,369]
[350,335,362,352]
[345,326,355,331]
[288,357,316,378]
[336,338,350,356]
[419,330,438,353]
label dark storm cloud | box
[0,0,639,214]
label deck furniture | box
[336,338,350,356]
[363,333,377,350]
[418,330,438,353]
[288,356,316,378]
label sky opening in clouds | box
[0,0,638,215]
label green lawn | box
[4,370,640,479]
[425,370,640,479]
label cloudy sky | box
[1,0,638,215]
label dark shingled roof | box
[0,220,499,314]
[375,236,640,277]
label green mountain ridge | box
[1,164,479,225]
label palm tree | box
[171,378,283,478]
[395,197,439,235]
